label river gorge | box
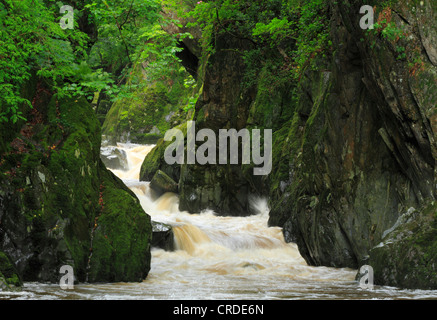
[1,0,437,303]
[2,143,437,300]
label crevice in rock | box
[176,41,199,80]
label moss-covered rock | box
[0,251,22,290]
[269,0,437,281]
[174,33,267,216]
[101,68,193,145]
[86,165,151,282]
[0,89,152,283]
[150,170,178,196]
[140,138,171,181]
[139,121,188,183]
[368,202,437,289]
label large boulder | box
[0,90,152,283]
[178,163,255,216]
[176,33,264,216]
[368,202,437,289]
[139,122,187,183]
[150,170,178,196]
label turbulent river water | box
[3,143,437,300]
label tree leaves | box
[0,0,89,123]
[1,0,196,124]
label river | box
[2,143,437,300]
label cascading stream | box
[105,143,359,293]
[5,142,437,299]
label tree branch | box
[119,0,135,29]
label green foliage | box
[369,19,405,43]
[185,0,289,54]
[0,0,191,125]
[184,0,331,86]
[101,61,194,144]
[86,0,192,101]
[0,0,88,123]
[396,46,407,60]
[1,0,332,128]
[0,251,21,289]
[292,0,332,77]
[252,17,295,44]
[184,94,199,112]
[62,62,118,100]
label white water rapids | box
[3,143,437,300]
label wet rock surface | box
[100,146,129,171]
[151,221,175,251]
[150,170,179,196]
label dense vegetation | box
[1,0,436,291]
[0,0,335,124]
[1,0,421,128]
[0,0,188,122]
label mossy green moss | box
[248,62,297,127]
[87,166,152,282]
[139,121,188,182]
[268,70,331,227]
[0,251,22,290]
[101,69,193,145]
[1,93,153,283]
[369,201,437,289]
[139,138,170,181]
[272,113,302,185]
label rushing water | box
[2,143,437,300]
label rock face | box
[151,221,175,251]
[178,35,261,216]
[268,0,437,288]
[140,34,264,216]
[368,203,437,289]
[0,85,152,283]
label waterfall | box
[7,142,437,299]
[94,142,359,298]
[103,142,309,265]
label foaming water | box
[109,143,155,181]
[4,143,437,300]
